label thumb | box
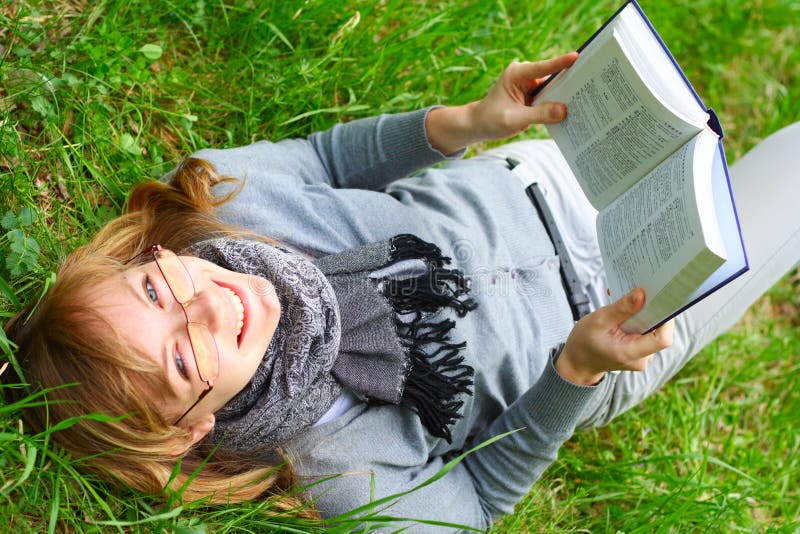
[605,287,645,325]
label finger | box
[622,319,675,359]
[514,52,579,83]
[522,102,567,124]
[651,319,675,348]
[601,287,646,325]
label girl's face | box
[94,255,281,427]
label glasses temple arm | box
[173,386,212,426]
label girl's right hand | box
[467,53,579,142]
[555,288,675,385]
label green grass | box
[1,0,798,531]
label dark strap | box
[505,157,591,321]
[526,182,592,320]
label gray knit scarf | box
[189,235,477,451]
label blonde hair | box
[3,159,317,516]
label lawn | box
[1,0,798,531]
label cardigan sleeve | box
[290,356,602,531]
[187,108,463,193]
[307,108,464,189]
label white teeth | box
[222,287,245,337]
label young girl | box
[4,53,799,530]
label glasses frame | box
[126,245,219,426]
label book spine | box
[706,108,724,138]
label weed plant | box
[1,0,798,531]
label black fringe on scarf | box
[385,234,478,443]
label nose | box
[182,285,225,333]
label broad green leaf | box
[8,230,40,255]
[119,133,142,155]
[5,229,40,276]
[16,207,35,227]
[173,525,208,534]
[1,211,17,230]
[139,43,163,61]
[31,95,54,118]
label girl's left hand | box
[425,52,579,154]
[556,288,676,385]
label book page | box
[614,3,709,124]
[536,28,703,210]
[596,131,726,332]
[683,140,748,300]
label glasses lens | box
[152,246,219,385]
[155,249,195,304]
[187,323,219,382]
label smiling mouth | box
[221,286,245,342]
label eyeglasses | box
[128,245,219,425]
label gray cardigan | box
[193,109,604,530]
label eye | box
[175,349,189,380]
[145,276,159,304]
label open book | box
[532,0,748,333]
